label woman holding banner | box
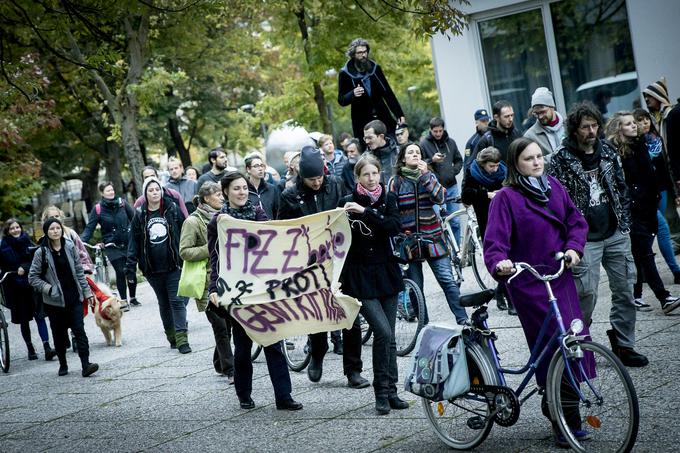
[340,155,409,415]
[207,171,303,411]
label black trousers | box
[631,231,669,303]
[309,316,363,375]
[206,309,234,376]
[44,301,90,366]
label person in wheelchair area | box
[483,137,594,445]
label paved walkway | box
[1,255,678,452]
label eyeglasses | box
[250,164,265,169]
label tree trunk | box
[105,141,124,195]
[168,117,192,167]
[294,1,332,133]
[80,158,100,213]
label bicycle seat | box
[459,289,495,307]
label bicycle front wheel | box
[422,341,499,450]
[395,279,425,356]
[0,311,10,373]
[469,237,495,291]
[282,335,311,372]
[547,340,639,453]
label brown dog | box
[91,282,124,347]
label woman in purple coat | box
[483,137,591,444]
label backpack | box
[404,324,470,401]
[95,197,125,216]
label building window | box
[551,0,638,120]
[478,8,552,129]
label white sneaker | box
[633,298,652,312]
[662,296,680,315]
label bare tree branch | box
[0,31,32,101]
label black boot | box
[606,328,648,367]
[307,357,323,382]
[58,354,68,376]
[375,396,390,415]
[43,342,56,361]
[495,286,507,310]
[388,395,410,410]
[80,355,99,377]
[27,343,38,360]
[507,299,517,316]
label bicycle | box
[438,199,495,291]
[422,253,639,452]
[83,242,116,286]
[282,335,311,372]
[0,271,15,373]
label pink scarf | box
[356,183,383,205]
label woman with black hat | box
[28,218,98,377]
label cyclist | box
[207,172,302,411]
[388,142,466,324]
[81,182,138,309]
[339,155,408,415]
[483,137,593,445]
[0,219,56,361]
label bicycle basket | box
[404,324,470,401]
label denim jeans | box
[359,296,398,398]
[406,255,467,324]
[571,230,637,348]
[433,185,461,245]
[231,318,292,402]
[657,191,680,273]
[146,269,187,334]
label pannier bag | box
[404,324,470,401]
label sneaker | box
[120,300,131,312]
[129,297,141,306]
[633,298,652,312]
[662,296,680,314]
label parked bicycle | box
[422,254,639,452]
[0,271,16,373]
[438,199,494,291]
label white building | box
[431,0,680,148]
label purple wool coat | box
[483,176,591,386]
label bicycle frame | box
[441,205,482,268]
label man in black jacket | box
[420,117,464,243]
[245,155,279,219]
[338,38,405,146]
[278,147,369,389]
[464,109,490,168]
[363,120,399,185]
[472,100,522,164]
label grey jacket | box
[523,112,565,164]
[28,239,92,308]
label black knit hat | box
[298,146,325,178]
[42,217,64,238]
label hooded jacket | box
[338,59,404,140]
[471,120,522,164]
[420,131,463,188]
[278,175,344,220]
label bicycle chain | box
[469,384,521,427]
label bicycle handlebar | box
[507,252,569,284]
[84,242,117,250]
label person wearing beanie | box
[524,87,566,162]
[277,145,368,390]
[464,108,491,169]
[28,218,99,377]
[395,123,410,146]
[126,177,190,353]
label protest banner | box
[214,208,361,346]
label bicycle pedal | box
[467,416,486,430]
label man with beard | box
[524,87,566,165]
[472,100,522,163]
[420,117,463,243]
[197,147,230,190]
[363,120,399,184]
[165,158,198,213]
[549,101,648,367]
[338,38,405,145]
[277,146,369,388]
[341,138,362,194]
[464,109,490,168]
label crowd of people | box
[1,37,679,437]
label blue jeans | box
[657,191,680,273]
[406,255,467,324]
[433,185,461,245]
[146,269,188,334]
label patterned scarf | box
[517,174,551,205]
[356,182,383,205]
[220,200,257,220]
[644,133,663,159]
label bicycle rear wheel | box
[395,279,425,356]
[0,311,10,373]
[282,335,311,372]
[547,340,639,453]
[360,314,372,344]
[469,237,495,291]
[422,341,498,449]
